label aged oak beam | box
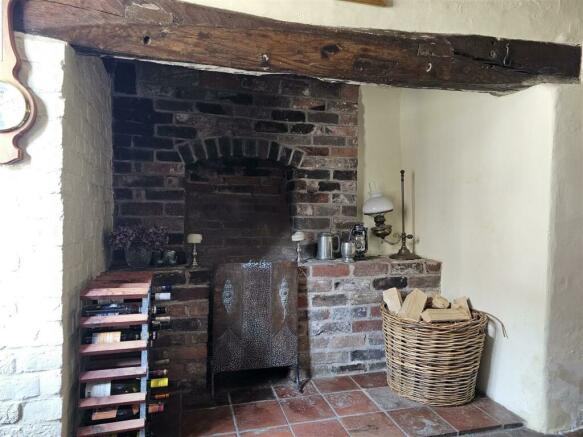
[14,0,581,92]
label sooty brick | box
[196,102,227,115]
[272,110,305,122]
[372,276,408,290]
[318,181,340,192]
[333,170,357,181]
[255,121,288,133]
[156,125,197,139]
[290,123,315,134]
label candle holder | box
[390,170,420,260]
[187,233,203,268]
[291,231,305,264]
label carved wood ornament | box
[1,0,36,164]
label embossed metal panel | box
[212,261,298,373]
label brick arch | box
[176,136,305,169]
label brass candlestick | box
[390,170,420,260]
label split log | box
[398,289,427,322]
[452,296,471,318]
[421,308,471,323]
[13,1,581,92]
[383,287,402,313]
[431,295,450,309]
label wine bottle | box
[153,285,173,293]
[148,402,165,414]
[150,306,167,315]
[149,377,169,389]
[150,319,170,331]
[153,292,172,301]
[149,369,168,377]
[82,303,140,317]
[87,405,139,424]
[85,379,141,398]
[82,330,141,344]
[151,358,170,367]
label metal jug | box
[316,232,340,260]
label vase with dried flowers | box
[110,225,169,268]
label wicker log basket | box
[381,303,488,406]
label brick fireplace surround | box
[108,59,442,392]
[110,60,360,265]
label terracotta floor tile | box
[313,376,359,393]
[389,407,457,437]
[341,412,405,437]
[230,386,275,404]
[473,397,523,427]
[274,380,319,398]
[181,405,235,437]
[233,400,287,431]
[351,372,388,389]
[325,390,380,416]
[434,404,501,433]
[292,419,350,437]
[240,426,294,436]
[280,394,335,423]
[366,387,420,411]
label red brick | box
[298,293,308,309]
[353,320,383,332]
[186,300,209,316]
[426,261,442,273]
[311,264,350,277]
[353,262,389,277]
[370,307,381,318]
[330,147,358,157]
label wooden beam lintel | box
[14,0,581,93]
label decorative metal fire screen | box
[211,260,298,393]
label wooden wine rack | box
[77,271,154,437]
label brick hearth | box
[299,258,441,377]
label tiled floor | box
[151,372,528,437]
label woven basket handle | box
[482,311,508,338]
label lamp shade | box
[363,192,394,215]
[187,233,202,244]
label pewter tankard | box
[316,232,340,260]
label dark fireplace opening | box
[185,157,295,267]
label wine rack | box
[77,271,154,437]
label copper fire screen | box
[211,260,298,393]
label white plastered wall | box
[399,86,556,431]
[0,34,112,437]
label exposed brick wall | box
[299,258,441,376]
[109,60,359,263]
[150,269,211,391]
[186,159,294,266]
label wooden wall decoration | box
[1,0,36,164]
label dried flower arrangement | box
[110,225,169,250]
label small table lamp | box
[291,231,305,264]
[363,192,394,240]
[187,233,202,268]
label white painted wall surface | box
[357,86,402,256]
[60,49,113,436]
[546,85,583,431]
[399,86,555,431]
[0,35,112,437]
